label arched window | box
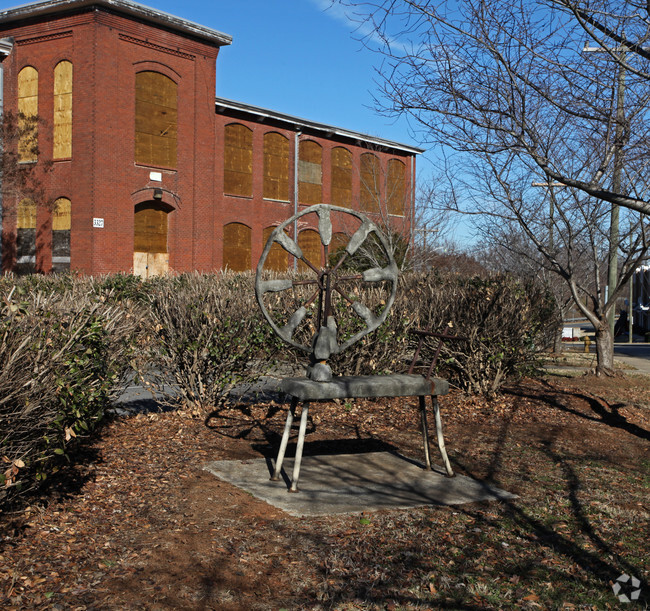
[52,197,71,272]
[17,66,38,162]
[262,226,288,272]
[328,232,349,267]
[135,71,177,168]
[297,228,321,272]
[263,132,289,201]
[16,198,36,274]
[223,222,251,271]
[298,140,322,205]
[53,61,72,159]
[360,152,381,213]
[331,147,352,208]
[386,159,406,216]
[224,123,253,197]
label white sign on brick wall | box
[93,218,104,228]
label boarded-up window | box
[328,231,349,266]
[263,132,289,200]
[17,66,38,162]
[298,140,322,205]
[52,197,71,272]
[16,198,36,274]
[298,228,321,272]
[263,226,288,272]
[223,222,251,271]
[360,152,381,213]
[135,71,177,168]
[386,159,406,216]
[331,147,352,208]
[134,203,168,253]
[224,123,253,197]
[53,61,72,159]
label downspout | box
[293,128,301,271]
[0,38,14,269]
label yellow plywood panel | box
[133,251,148,278]
[298,141,322,205]
[17,199,36,229]
[135,71,177,168]
[298,228,321,272]
[54,61,72,94]
[360,153,381,213]
[263,132,289,200]
[387,159,406,216]
[148,252,169,277]
[262,226,289,272]
[18,66,38,98]
[224,124,253,197]
[331,147,352,208]
[134,204,168,253]
[52,198,71,231]
[18,67,38,163]
[223,222,252,271]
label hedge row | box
[0,271,558,508]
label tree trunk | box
[594,321,615,375]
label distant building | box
[0,0,421,276]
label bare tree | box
[333,0,650,373]
[1,111,46,209]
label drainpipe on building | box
[293,129,301,271]
[0,38,14,268]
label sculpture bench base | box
[272,375,454,492]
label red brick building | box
[0,0,421,276]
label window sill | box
[263,198,291,204]
[225,193,253,200]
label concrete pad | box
[203,452,517,517]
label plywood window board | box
[387,159,406,216]
[135,71,177,168]
[360,152,381,213]
[331,147,352,208]
[53,61,72,159]
[262,226,289,272]
[223,222,252,272]
[263,132,289,201]
[17,66,38,163]
[297,228,321,272]
[298,140,322,205]
[224,123,253,197]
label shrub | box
[270,271,557,396]
[142,272,280,413]
[0,281,141,508]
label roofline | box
[215,96,424,155]
[0,0,232,47]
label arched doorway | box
[133,201,170,278]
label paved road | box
[614,343,650,375]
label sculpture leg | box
[431,395,454,477]
[289,402,310,493]
[271,397,298,481]
[419,395,432,470]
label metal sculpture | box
[256,204,454,492]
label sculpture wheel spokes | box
[255,205,399,364]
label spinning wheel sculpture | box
[256,204,453,492]
[255,204,398,382]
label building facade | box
[0,0,421,276]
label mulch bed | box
[1,374,649,610]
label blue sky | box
[149,1,468,244]
[151,1,433,160]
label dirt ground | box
[1,372,649,610]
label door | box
[133,202,169,278]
